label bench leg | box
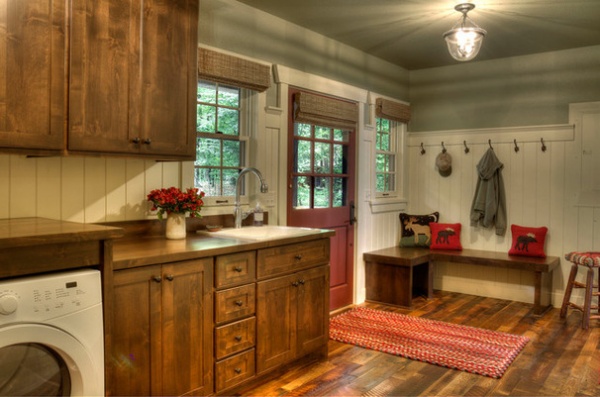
[533,271,553,316]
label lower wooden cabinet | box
[109,259,213,396]
[256,265,330,374]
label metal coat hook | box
[441,141,446,153]
[463,140,470,154]
[420,142,426,155]
[541,138,547,152]
[514,139,520,153]
[488,139,493,150]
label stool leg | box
[560,263,578,318]
[582,267,594,330]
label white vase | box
[166,213,186,239]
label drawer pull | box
[233,266,243,272]
[165,274,174,281]
[234,335,242,342]
[234,300,244,306]
[234,368,242,374]
[292,281,299,287]
[295,254,303,260]
[152,276,162,283]
[298,279,305,285]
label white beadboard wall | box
[0,156,194,223]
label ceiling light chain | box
[443,3,487,62]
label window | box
[375,117,400,197]
[195,81,247,200]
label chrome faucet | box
[234,167,268,228]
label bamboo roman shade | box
[294,91,358,130]
[375,98,411,123]
[198,48,271,92]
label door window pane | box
[333,177,345,207]
[315,126,331,140]
[314,177,330,208]
[295,140,312,173]
[293,176,312,209]
[295,123,311,137]
[314,142,330,173]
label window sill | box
[369,197,407,214]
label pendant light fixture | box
[443,3,486,62]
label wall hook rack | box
[441,141,446,153]
[463,140,470,154]
[514,139,520,153]
[541,138,547,152]
[420,142,426,155]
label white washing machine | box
[0,269,104,396]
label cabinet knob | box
[233,266,243,273]
[165,274,174,281]
[298,279,305,285]
[143,138,152,145]
[131,137,141,144]
[152,276,162,283]
[295,254,302,261]
[292,281,299,287]
[234,300,244,307]
[234,368,242,374]
[234,335,242,342]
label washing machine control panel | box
[0,269,101,323]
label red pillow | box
[508,225,548,258]
[430,223,462,250]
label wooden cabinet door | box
[296,265,330,356]
[0,0,66,152]
[111,265,162,397]
[68,0,198,159]
[160,259,213,396]
[256,274,297,374]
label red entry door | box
[286,88,356,310]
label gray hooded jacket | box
[470,148,507,236]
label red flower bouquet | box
[147,187,206,219]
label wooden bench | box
[363,247,560,315]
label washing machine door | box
[0,324,102,396]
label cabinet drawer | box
[215,317,256,360]
[215,348,255,392]
[257,239,330,278]
[215,284,255,324]
[216,251,256,289]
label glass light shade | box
[444,26,486,61]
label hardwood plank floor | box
[237,291,600,396]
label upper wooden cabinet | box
[68,0,198,160]
[0,0,67,153]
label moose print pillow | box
[429,223,462,250]
[399,212,439,247]
[508,224,548,258]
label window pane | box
[195,167,221,196]
[197,81,217,103]
[197,104,216,133]
[295,140,312,173]
[314,177,330,208]
[223,140,241,167]
[315,126,330,140]
[295,123,311,138]
[294,176,311,209]
[196,138,221,166]
[376,131,390,151]
[333,144,345,174]
[222,169,239,196]
[376,153,388,172]
[217,107,239,135]
[314,142,330,173]
[333,129,348,142]
[333,177,345,207]
[218,85,240,107]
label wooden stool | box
[560,252,600,329]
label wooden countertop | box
[0,217,124,249]
[112,229,335,270]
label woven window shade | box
[198,48,271,92]
[294,92,358,130]
[375,98,411,123]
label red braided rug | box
[329,307,529,378]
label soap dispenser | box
[253,202,264,226]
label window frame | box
[195,80,253,207]
[374,117,404,199]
